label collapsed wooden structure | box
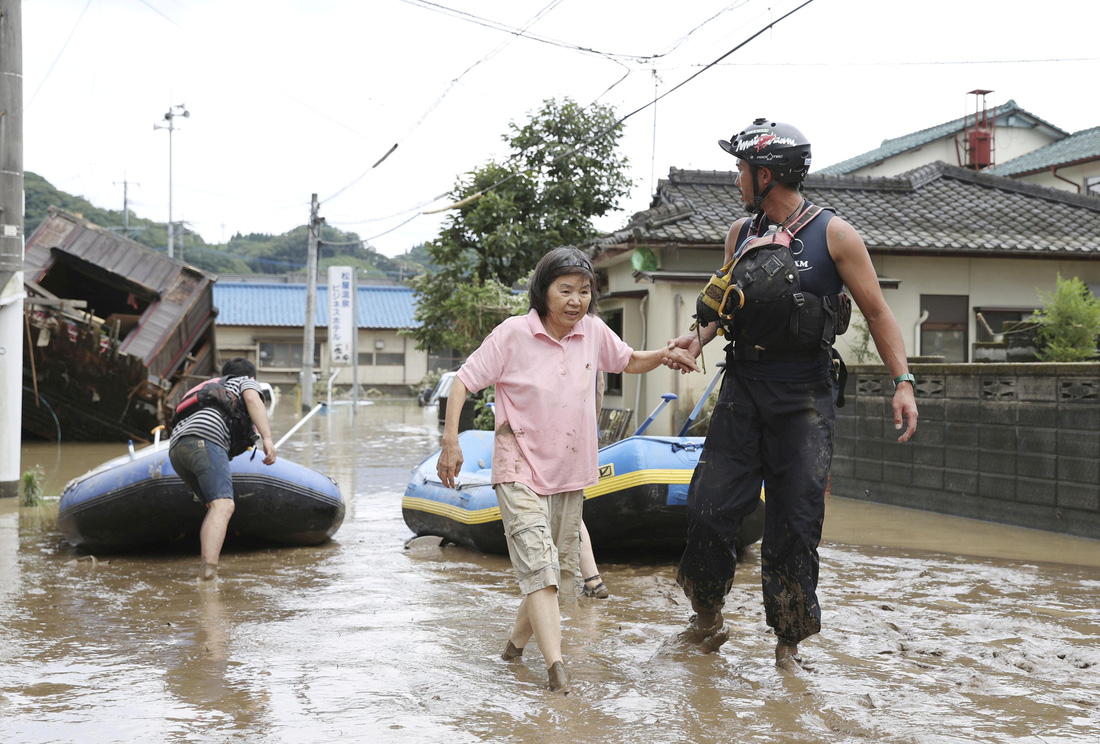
[22,208,218,443]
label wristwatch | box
[893,373,916,389]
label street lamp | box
[154,104,189,258]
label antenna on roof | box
[959,89,996,170]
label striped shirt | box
[169,376,261,452]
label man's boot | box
[672,608,729,653]
[775,641,805,670]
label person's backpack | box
[173,377,236,423]
[695,204,850,354]
[171,376,258,458]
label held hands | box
[437,440,464,489]
[663,335,703,374]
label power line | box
[397,0,648,61]
[134,0,181,27]
[26,0,94,109]
[325,213,424,245]
[363,213,422,243]
[339,1,790,237]
[703,56,1100,68]
[424,0,818,213]
[321,0,565,208]
[327,192,452,226]
[397,0,748,63]
[659,2,751,58]
[321,144,400,205]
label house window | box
[376,353,405,366]
[259,341,320,368]
[975,307,1034,342]
[357,352,373,366]
[920,295,968,362]
[602,309,624,395]
[428,346,465,373]
[1086,176,1100,196]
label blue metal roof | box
[989,125,1100,176]
[817,100,1068,175]
[213,282,420,328]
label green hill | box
[23,172,431,280]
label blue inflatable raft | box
[59,444,345,553]
[402,429,765,556]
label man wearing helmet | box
[663,118,918,667]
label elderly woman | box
[438,247,699,692]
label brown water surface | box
[2,399,1098,743]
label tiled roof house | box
[817,100,1068,178]
[587,166,1100,434]
[213,281,428,391]
[818,99,1100,198]
[989,125,1100,196]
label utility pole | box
[154,104,188,258]
[352,266,359,414]
[113,177,139,232]
[301,194,322,412]
[0,0,25,498]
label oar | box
[633,393,677,436]
[275,402,326,449]
[677,361,726,437]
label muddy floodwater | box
[3,399,1099,744]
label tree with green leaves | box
[1032,274,1100,362]
[406,97,631,356]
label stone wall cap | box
[848,362,1100,376]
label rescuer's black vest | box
[696,203,851,361]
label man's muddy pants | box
[676,366,836,645]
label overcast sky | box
[19,0,1100,260]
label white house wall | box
[215,325,429,392]
[604,249,1100,435]
[848,126,1060,178]
[867,254,1100,357]
[1014,160,1100,196]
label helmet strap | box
[747,166,761,214]
[749,165,776,215]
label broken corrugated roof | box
[816,100,1068,176]
[23,207,218,377]
[213,282,420,328]
[989,125,1100,176]
[592,164,1100,256]
[24,207,217,297]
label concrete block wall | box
[832,363,1100,540]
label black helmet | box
[719,118,812,184]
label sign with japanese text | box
[328,266,354,366]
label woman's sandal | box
[582,573,610,599]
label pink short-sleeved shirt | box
[457,309,633,494]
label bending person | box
[169,357,277,580]
[438,247,699,692]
